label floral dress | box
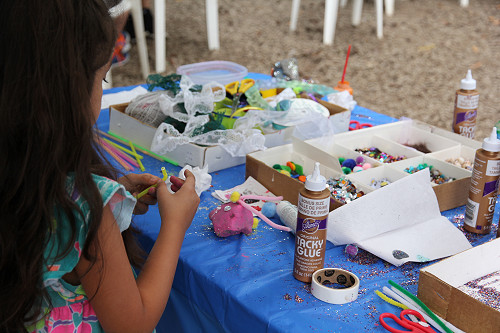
[26,175,136,332]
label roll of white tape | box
[311,268,360,304]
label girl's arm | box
[75,170,199,333]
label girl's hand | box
[156,170,199,233]
[118,173,161,215]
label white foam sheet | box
[326,169,472,266]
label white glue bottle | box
[293,162,330,283]
[463,128,500,234]
[452,69,479,139]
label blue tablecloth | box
[100,85,499,333]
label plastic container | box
[176,60,248,85]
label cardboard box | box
[418,238,500,333]
[109,100,349,173]
[246,120,480,211]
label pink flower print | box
[74,241,82,257]
[44,301,98,332]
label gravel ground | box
[110,0,500,139]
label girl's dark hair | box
[0,1,143,331]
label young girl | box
[0,1,200,332]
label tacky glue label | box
[453,93,479,138]
[293,193,329,283]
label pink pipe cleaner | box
[226,193,291,232]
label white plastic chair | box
[154,0,219,74]
[103,0,151,89]
[103,0,219,89]
[375,0,468,18]
[290,0,383,46]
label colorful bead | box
[403,163,456,184]
[355,147,406,163]
[298,175,306,182]
[446,157,473,171]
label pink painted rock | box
[209,202,253,237]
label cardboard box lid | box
[418,238,500,333]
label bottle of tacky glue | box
[463,128,500,234]
[293,162,330,283]
[452,69,479,138]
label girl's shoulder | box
[45,174,136,279]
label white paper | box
[327,169,472,266]
[212,176,278,212]
[101,86,148,110]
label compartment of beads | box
[388,156,471,186]
[427,145,476,171]
[373,122,461,153]
[336,135,423,163]
[347,165,408,190]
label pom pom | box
[338,157,345,164]
[353,166,364,172]
[279,170,291,177]
[342,166,352,174]
[355,156,365,164]
[262,202,277,218]
[362,163,372,170]
[294,164,304,175]
[230,191,241,203]
[281,165,292,173]
[341,158,356,170]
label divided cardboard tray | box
[108,101,349,173]
[246,120,481,212]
